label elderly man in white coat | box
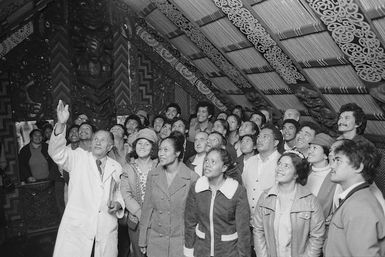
[48,100,125,257]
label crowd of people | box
[20,99,385,257]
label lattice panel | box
[0,73,23,237]
[136,52,154,105]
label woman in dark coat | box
[184,148,251,257]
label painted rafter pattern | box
[306,0,385,83]
[213,0,306,84]
[0,22,33,58]
[136,25,228,111]
[149,0,271,108]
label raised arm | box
[48,100,76,172]
[54,100,69,135]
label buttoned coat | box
[253,184,325,257]
[184,176,251,257]
[138,162,198,257]
[48,126,125,257]
[324,186,385,257]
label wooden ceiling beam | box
[365,5,385,20]
[213,0,339,131]
[147,0,277,111]
[134,21,231,111]
[195,10,225,27]
[303,0,385,115]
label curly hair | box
[339,103,367,135]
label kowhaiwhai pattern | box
[213,0,306,84]
[150,0,255,89]
[306,0,385,82]
[137,25,227,111]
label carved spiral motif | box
[150,0,255,89]
[306,0,385,82]
[213,0,306,84]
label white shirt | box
[306,165,331,196]
[242,150,281,214]
[192,154,205,177]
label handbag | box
[118,209,139,230]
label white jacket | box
[48,126,124,257]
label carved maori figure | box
[69,0,115,129]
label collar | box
[311,164,331,173]
[195,176,239,199]
[257,150,280,162]
[338,181,366,201]
[267,183,312,199]
[192,153,205,165]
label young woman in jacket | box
[252,151,325,257]
[184,148,251,257]
[138,131,199,257]
[121,128,159,257]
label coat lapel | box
[153,168,169,196]
[168,163,191,196]
[102,158,119,183]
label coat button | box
[159,233,163,237]
[161,197,164,200]
[159,211,163,214]
[158,223,162,227]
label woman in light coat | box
[121,128,158,257]
[138,131,199,257]
[184,148,251,257]
[252,151,325,257]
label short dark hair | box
[334,140,381,184]
[339,103,367,135]
[206,148,236,179]
[66,124,80,139]
[196,101,214,117]
[299,121,320,135]
[161,130,185,160]
[282,119,300,131]
[240,133,258,146]
[166,103,181,115]
[213,118,229,137]
[321,145,330,157]
[172,117,188,130]
[261,124,284,153]
[29,128,42,139]
[110,124,127,137]
[227,114,242,129]
[250,111,267,126]
[279,152,310,186]
[232,105,245,120]
[79,121,97,133]
[242,120,259,136]
[124,114,143,130]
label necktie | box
[96,159,103,177]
